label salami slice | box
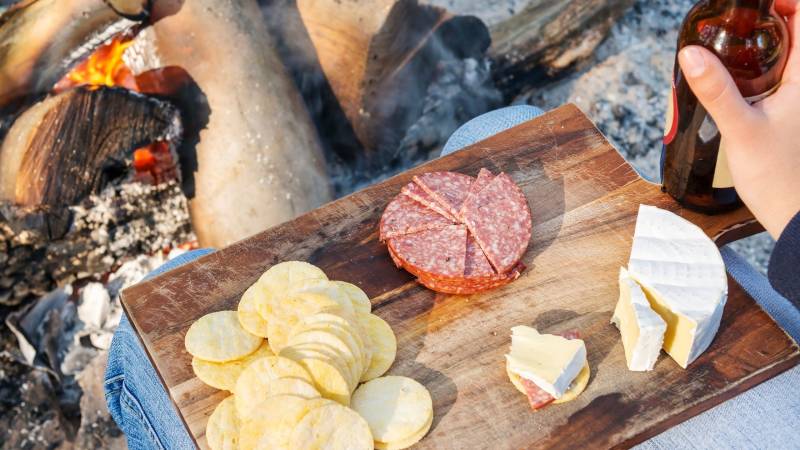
[413,172,474,219]
[388,225,467,278]
[401,182,457,222]
[459,168,494,218]
[462,173,532,274]
[464,233,495,279]
[379,192,453,241]
[520,377,555,410]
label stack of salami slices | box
[380,169,532,294]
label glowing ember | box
[55,36,138,92]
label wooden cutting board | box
[121,104,800,449]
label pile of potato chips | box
[185,261,433,450]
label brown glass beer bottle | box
[662,0,789,213]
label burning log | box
[147,0,332,248]
[296,0,490,162]
[0,0,153,112]
[489,0,636,97]
[0,87,181,238]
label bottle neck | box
[708,0,774,12]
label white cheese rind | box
[628,205,727,368]
[612,268,667,371]
[505,326,586,398]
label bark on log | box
[0,0,144,110]
[0,87,181,238]
[489,0,635,98]
[149,0,332,248]
[297,0,490,162]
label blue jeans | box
[106,106,800,449]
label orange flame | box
[55,37,139,92]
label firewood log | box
[0,87,181,238]
[296,0,490,163]
[490,0,635,98]
[0,0,149,111]
[149,0,332,248]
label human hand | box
[677,0,800,239]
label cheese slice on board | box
[628,205,728,369]
[612,267,667,371]
[505,326,586,399]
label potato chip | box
[185,311,262,362]
[359,312,396,381]
[291,313,367,378]
[206,396,239,450]
[351,376,432,444]
[295,280,356,319]
[238,394,319,450]
[288,330,361,389]
[192,342,273,391]
[288,403,373,450]
[238,284,269,337]
[333,281,372,314]
[267,291,344,353]
[280,345,352,406]
[234,356,314,417]
[374,414,433,450]
[254,261,328,321]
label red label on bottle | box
[663,80,679,145]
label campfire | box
[0,0,687,447]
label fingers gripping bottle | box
[661,0,789,213]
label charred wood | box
[0,87,181,238]
[489,0,636,98]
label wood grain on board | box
[122,104,799,449]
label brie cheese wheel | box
[612,267,667,371]
[628,205,728,369]
[505,326,586,399]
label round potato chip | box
[238,284,269,337]
[238,394,319,450]
[333,281,372,314]
[192,342,273,391]
[239,378,321,419]
[206,396,239,450]
[295,280,356,319]
[254,261,328,321]
[288,403,373,450]
[359,313,396,381]
[351,376,432,444]
[280,345,352,406]
[505,361,590,404]
[374,414,433,450]
[288,330,361,390]
[268,291,344,353]
[282,341,358,392]
[185,311,262,362]
[234,356,314,417]
[292,313,367,374]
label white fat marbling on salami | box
[389,225,467,278]
[462,173,532,274]
[459,168,494,218]
[379,192,453,241]
[464,234,495,278]
[413,172,475,219]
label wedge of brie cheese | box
[612,267,667,371]
[506,326,586,398]
[627,205,728,369]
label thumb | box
[678,46,758,138]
